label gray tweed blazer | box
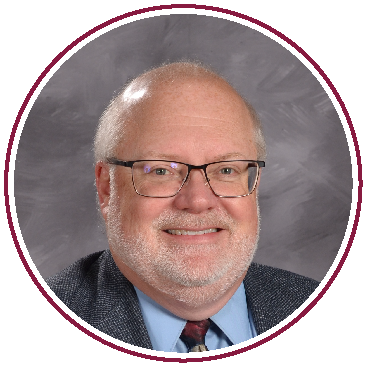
[47,250,319,349]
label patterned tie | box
[180,319,211,352]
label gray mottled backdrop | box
[14,14,352,282]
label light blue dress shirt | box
[134,285,257,352]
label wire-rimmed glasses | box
[107,158,265,198]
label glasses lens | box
[206,161,259,197]
[132,161,188,197]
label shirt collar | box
[210,283,254,346]
[134,287,186,352]
[134,284,255,352]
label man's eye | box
[220,167,233,175]
[155,168,169,175]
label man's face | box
[102,79,260,306]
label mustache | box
[152,209,237,231]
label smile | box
[166,228,219,235]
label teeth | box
[167,228,218,235]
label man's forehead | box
[125,79,252,128]
[117,114,257,163]
[113,73,258,162]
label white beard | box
[107,184,260,308]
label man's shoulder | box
[46,249,135,321]
[46,250,152,347]
[46,250,110,304]
[245,262,320,334]
[246,262,319,290]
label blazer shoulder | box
[244,263,319,334]
[46,250,108,308]
[245,262,319,290]
[45,250,152,348]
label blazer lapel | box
[91,251,153,349]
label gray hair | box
[94,61,266,163]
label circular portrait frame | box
[4,3,362,364]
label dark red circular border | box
[4,4,363,363]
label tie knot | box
[180,319,211,352]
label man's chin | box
[159,267,225,288]
[153,263,247,307]
[153,251,236,288]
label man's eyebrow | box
[211,153,248,161]
[140,151,247,162]
[141,151,181,160]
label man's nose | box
[173,169,217,213]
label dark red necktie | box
[180,319,211,352]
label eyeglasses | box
[107,158,265,198]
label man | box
[47,61,318,352]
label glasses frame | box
[107,158,265,198]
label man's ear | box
[95,161,110,221]
[257,169,262,188]
[254,168,262,196]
